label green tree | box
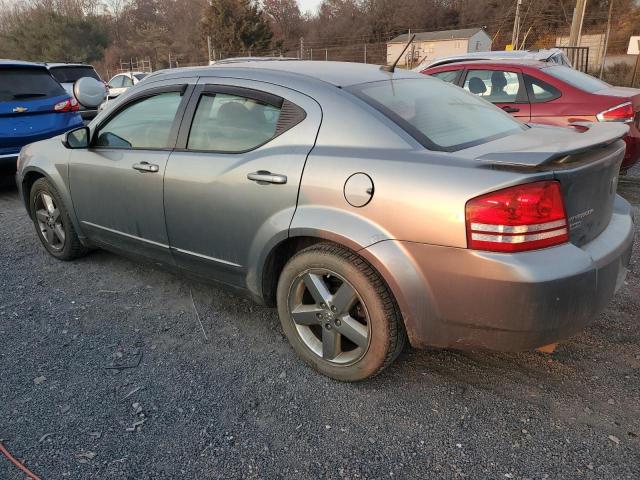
[201,0,273,58]
[0,7,109,62]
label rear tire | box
[30,178,87,261]
[276,242,406,381]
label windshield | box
[349,78,524,151]
[49,66,100,83]
[543,65,609,93]
[0,67,66,101]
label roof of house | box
[389,28,486,44]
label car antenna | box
[380,34,416,73]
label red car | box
[421,60,640,172]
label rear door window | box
[525,75,561,103]
[0,67,66,101]
[188,93,282,152]
[49,66,100,83]
[95,92,183,149]
[463,69,525,103]
[348,78,524,151]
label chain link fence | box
[105,25,639,88]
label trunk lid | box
[466,123,628,247]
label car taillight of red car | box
[54,97,79,113]
[596,101,635,123]
[466,181,569,253]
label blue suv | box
[1,60,83,172]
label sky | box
[298,0,323,15]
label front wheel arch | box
[21,170,46,216]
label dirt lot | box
[1,170,639,479]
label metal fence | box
[103,27,640,88]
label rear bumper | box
[363,195,634,351]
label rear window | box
[348,78,524,151]
[0,67,66,101]
[543,65,608,93]
[49,66,100,83]
[134,73,147,81]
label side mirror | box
[63,126,90,149]
[73,77,107,109]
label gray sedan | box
[16,61,634,381]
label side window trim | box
[175,83,306,153]
[91,84,193,152]
[460,68,529,104]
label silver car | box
[16,61,634,381]
[45,63,107,120]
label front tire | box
[276,243,406,381]
[30,178,87,261]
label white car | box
[106,71,148,98]
[414,48,572,71]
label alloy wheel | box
[288,269,371,365]
[34,192,65,251]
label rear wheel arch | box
[260,234,405,330]
[260,236,326,307]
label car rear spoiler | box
[475,122,629,169]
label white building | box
[387,28,492,68]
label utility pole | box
[511,0,522,49]
[207,36,212,63]
[599,0,614,78]
[300,37,304,60]
[325,48,328,61]
[568,0,588,47]
[632,39,640,87]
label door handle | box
[247,171,287,185]
[502,106,520,113]
[133,162,159,173]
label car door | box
[163,78,322,287]
[69,82,194,264]
[523,73,571,126]
[461,67,531,122]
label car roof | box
[148,60,420,88]
[426,59,552,70]
[210,57,299,65]
[0,59,48,69]
[111,71,146,78]
[418,49,566,70]
[44,63,95,68]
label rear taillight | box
[596,101,635,123]
[466,181,569,253]
[54,98,79,113]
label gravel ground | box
[1,173,639,480]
